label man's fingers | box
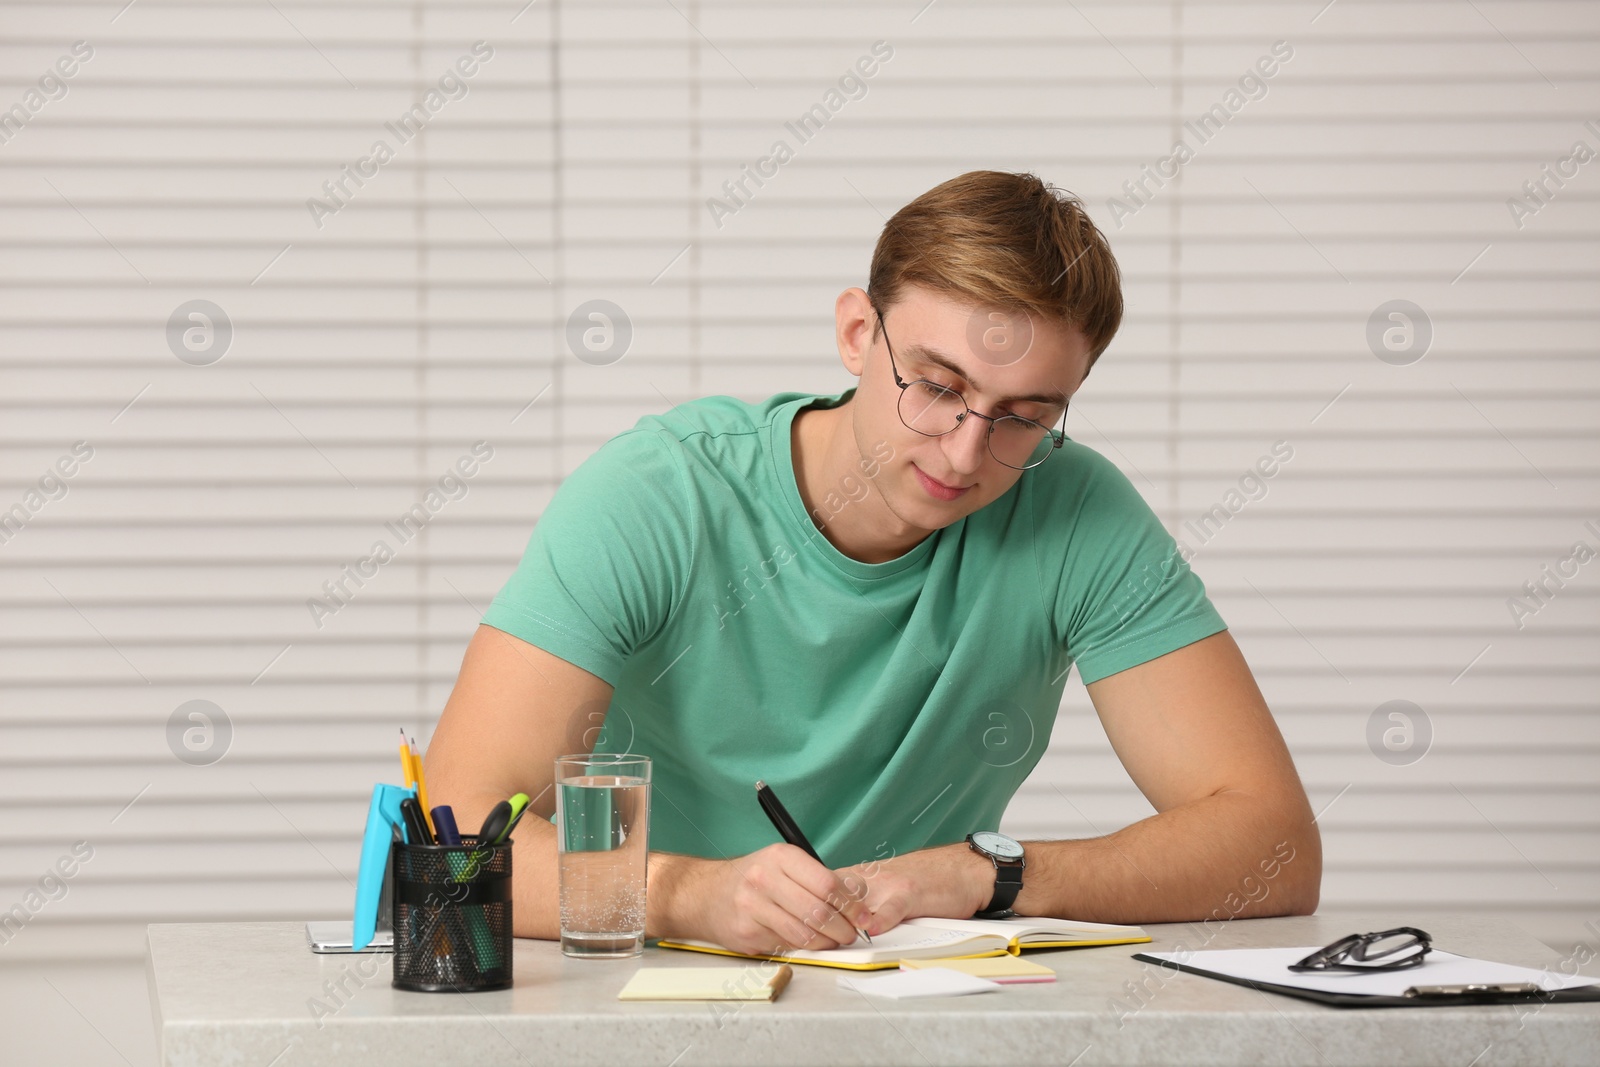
[739,845,878,948]
[836,868,870,903]
[866,895,907,934]
[756,848,865,947]
[839,868,906,935]
[781,871,863,948]
[829,891,874,936]
[821,865,881,934]
[831,869,875,927]
[759,893,842,952]
[742,862,847,950]
[780,854,875,944]
[749,914,811,958]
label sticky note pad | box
[901,956,1058,983]
[837,967,1002,999]
[618,965,793,1001]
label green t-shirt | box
[481,386,1226,866]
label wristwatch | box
[967,831,1026,919]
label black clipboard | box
[1132,952,1600,1009]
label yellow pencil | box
[397,729,436,840]
[409,734,436,839]
[399,728,416,787]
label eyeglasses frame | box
[1287,926,1433,974]
[872,304,1069,472]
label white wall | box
[1,0,1595,973]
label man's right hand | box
[678,843,874,956]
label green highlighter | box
[457,793,530,883]
[442,793,530,974]
[475,792,531,848]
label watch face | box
[971,831,1023,861]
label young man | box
[427,171,1321,955]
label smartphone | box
[305,920,393,954]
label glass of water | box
[555,753,651,958]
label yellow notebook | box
[658,915,1149,971]
[617,964,794,1001]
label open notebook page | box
[664,922,1005,966]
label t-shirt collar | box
[771,386,939,580]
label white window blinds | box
[1,0,1594,962]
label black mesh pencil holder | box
[391,835,513,992]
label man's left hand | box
[833,841,994,936]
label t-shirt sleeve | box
[480,427,694,686]
[1040,444,1228,685]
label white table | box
[145,913,1600,1066]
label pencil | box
[402,729,436,838]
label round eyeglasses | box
[874,307,1068,471]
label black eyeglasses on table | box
[1288,927,1432,973]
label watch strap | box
[974,862,1023,919]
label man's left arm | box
[838,630,1322,932]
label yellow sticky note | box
[901,956,1057,982]
[618,965,794,1001]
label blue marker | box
[431,805,462,846]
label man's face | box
[841,283,1093,533]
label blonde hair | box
[867,170,1124,366]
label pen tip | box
[754,780,766,790]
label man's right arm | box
[424,624,869,952]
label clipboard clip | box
[1404,983,1541,998]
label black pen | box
[398,796,433,846]
[755,780,871,945]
